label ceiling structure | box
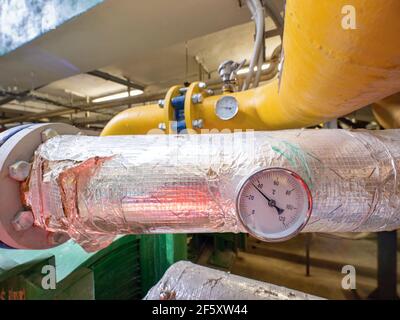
[0,0,285,131]
[0,0,104,56]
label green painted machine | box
[0,234,187,300]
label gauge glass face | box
[215,96,239,120]
[236,168,312,241]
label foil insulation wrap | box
[145,261,322,300]
[26,129,400,251]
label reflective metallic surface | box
[26,129,400,251]
[144,261,323,300]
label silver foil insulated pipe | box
[144,261,322,300]
[25,129,400,251]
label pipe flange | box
[184,82,205,133]
[163,85,182,134]
[0,123,79,249]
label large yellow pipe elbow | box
[274,0,400,127]
[102,0,400,136]
[196,0,400,130]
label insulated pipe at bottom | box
[144,261,322,300]
[25,129,400,251]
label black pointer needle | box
[251,183,285,215]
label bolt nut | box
[192,93,203,104]
[41,128,59,142]
[9,160,31,181]
[198,82,207,89]
[158,99,165,108]
[12,211,34,232]
[206,89,214,96]
[48,232,70,246]
[158,122,167,131]
[192,119,204,129]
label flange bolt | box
[9,160,31,181]
[41,128,59,142]
[192,119,204,129]
[192,93,203,104]
[198,82,207,89]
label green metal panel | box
[23,267,95,300]
[0,233,187,299]
[140,234,187,295]
[90,237,141,300]
[52,268,94,300]
[0,235,142,299]
[0,256,55,300]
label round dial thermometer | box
[236,168,312,242]
[215,96,239,120]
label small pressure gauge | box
[215,96,239,120]
[236,168,312,242]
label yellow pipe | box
[101,103,163,135]
[196,0,400,130]
[102,0,400,136]
[372,92,400,129]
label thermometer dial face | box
[215,96,239,120]
[236,168,312,242]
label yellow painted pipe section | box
[197,0,400,130]
[188,82,286,131]
[102,0,400,135]
[101,103,163,136]
[372,93,400,129]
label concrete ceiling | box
[0,0,252,92]
[41,17,282,99]
[0,0,103,56]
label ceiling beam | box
[73,117,111,126]
[0,91,165,125]
[87,70,144,91]
[0,95,17,106]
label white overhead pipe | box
[243,0,265,90]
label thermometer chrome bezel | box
[235,167,313,242]
[214,96,239,120]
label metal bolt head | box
[12,211,34,231]
[158,99,165,108]
[41,128,59,142]
[158,122,167,131]
[192,93,203,104]
[206,89,214,96]
[9,160,31,181]
[48,232,70,246]
[198,82,207,89]
[192,119,204,129]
